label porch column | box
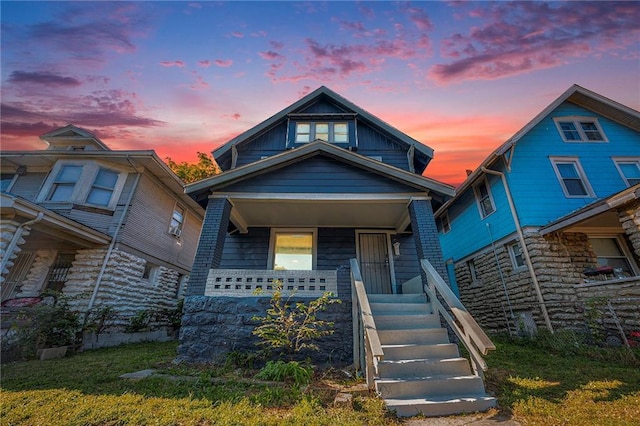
[408,198,449,284]
[187,197,232,296]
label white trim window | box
[38,160,128,209]
[268,228,317,270]
[589,236,639,278]
[554,117,607,142]
[508,241,526,271]
[473,178,495,218]
[613,158,640,187]
[437,212,451,234]
[169,204,185,237]
[550,157,595,198]
[295,122,349,144]
[1,173,17,193]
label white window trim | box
[169,203,186,237]
[37,160,128,210]
[589,234,640,277]
[268,228,317,270]
[550,157,596,198]
[553,116,608,142]
[294,122,349,144]
[507,241,527,272]
[1,173,18,193]
[473,177,496,219]
[612,157,640,188]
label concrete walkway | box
[402,410,520,425]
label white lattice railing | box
[205,269,338,297]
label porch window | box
[473,178,495,218]
[554,117,607,142]
[589,236,638,278]
[270,229,316,270]
[550,157,594,198]
[613,159,640,187]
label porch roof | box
[539,183,640,235]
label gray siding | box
[7,172,47,201]
[221,155,420,194]
[220,227,270,269]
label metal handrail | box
[350,258,384,388]
[420,259,495,377]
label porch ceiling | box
[222,194,421,232]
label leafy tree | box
[165,152,220,183]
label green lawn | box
[1,337,639,425]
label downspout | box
[0,212,45,278]
[481,166,553,332]
[86,169,142,314]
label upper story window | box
[554,117,607,142]
[613,158,640,187]
[1,173,17,192]
[473,178,495,218]
[37,160,128,210]
[437,212,451,234]
[169,204,185,237]
[295,122,349,144]
[550,157,595,198]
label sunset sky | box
[1,1,639,186]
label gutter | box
[0,212,45,280]
[481,166,554,332]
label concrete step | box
[378,357,472,378]
[385,394,497,417]
[375,313,441,330]
[368,293,427,304]
[370,302,432,315]
[376,375,486,399]
[382,343,460,361]
[378,328,450,345]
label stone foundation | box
[177,295,353,366]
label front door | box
[358,233,393,294]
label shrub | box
[125,310,151,333]
[255,360,313,386]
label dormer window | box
[554,117,607,142]
[295,122,349,144]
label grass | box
[1,337,639,425]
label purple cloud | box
[214,59,233,67]
[160,60,186,68]
[7,71,82,87]
[198,60,211,68]
[431,1,640,84]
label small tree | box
[252,281,341,357]
[165,152,220,184]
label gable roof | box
[213,86,434,163]
[40,124,111,151]
[436,84,640,216]
[187,140,453,207]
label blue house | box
[435,85,640,339]
[178,87,498,417]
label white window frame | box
[268,228,317,270]
[438,212,451,234]
[1,173,17,193]
[550,157,595,198]
[588,235,640,277]
[508,241,527,272]
[37,160,128,210]
[294,122,349,144]
[553,117,608,142]
[142,261,160,284]
[612,157,640,187]
[473,177,496,218]
[169,203,186,237]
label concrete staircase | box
[368,293,497,417]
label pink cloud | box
[160,60,185,68]
[214,59,233,67]
[431,1,640,84]
[8,71,81,87]
[230,31,243,38]
[259,51,284,61]
[198,60,211,68]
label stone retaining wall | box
[177,295,353,366]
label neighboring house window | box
[589,236,639,278]
[554,117,607,142]
[550,158,594,197]
[473,178,495,218]
[38,161,127,209]
[169,204,185,237]
[294,122,349,144]
[45,252,76,293]
[467,259,477,280]
[613,159,640,187]
[269,229,317,270]
[48,165,83,201]
[508,241,526,271]
[86,168,119,206]
[143,262,159,282]
[1,173,16,192]
[437,212,451,234]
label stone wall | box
[14,249,56,298]
[618,199,640,258]
[177,295,353,366]
[0,220,31,284]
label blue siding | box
[220,227,270,269]
[221,155,422,194]
[391,233,420,291]
[299,98,348,114]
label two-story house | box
[178,87,498,417]
[435,85,640,340]
[1,125,204,334]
